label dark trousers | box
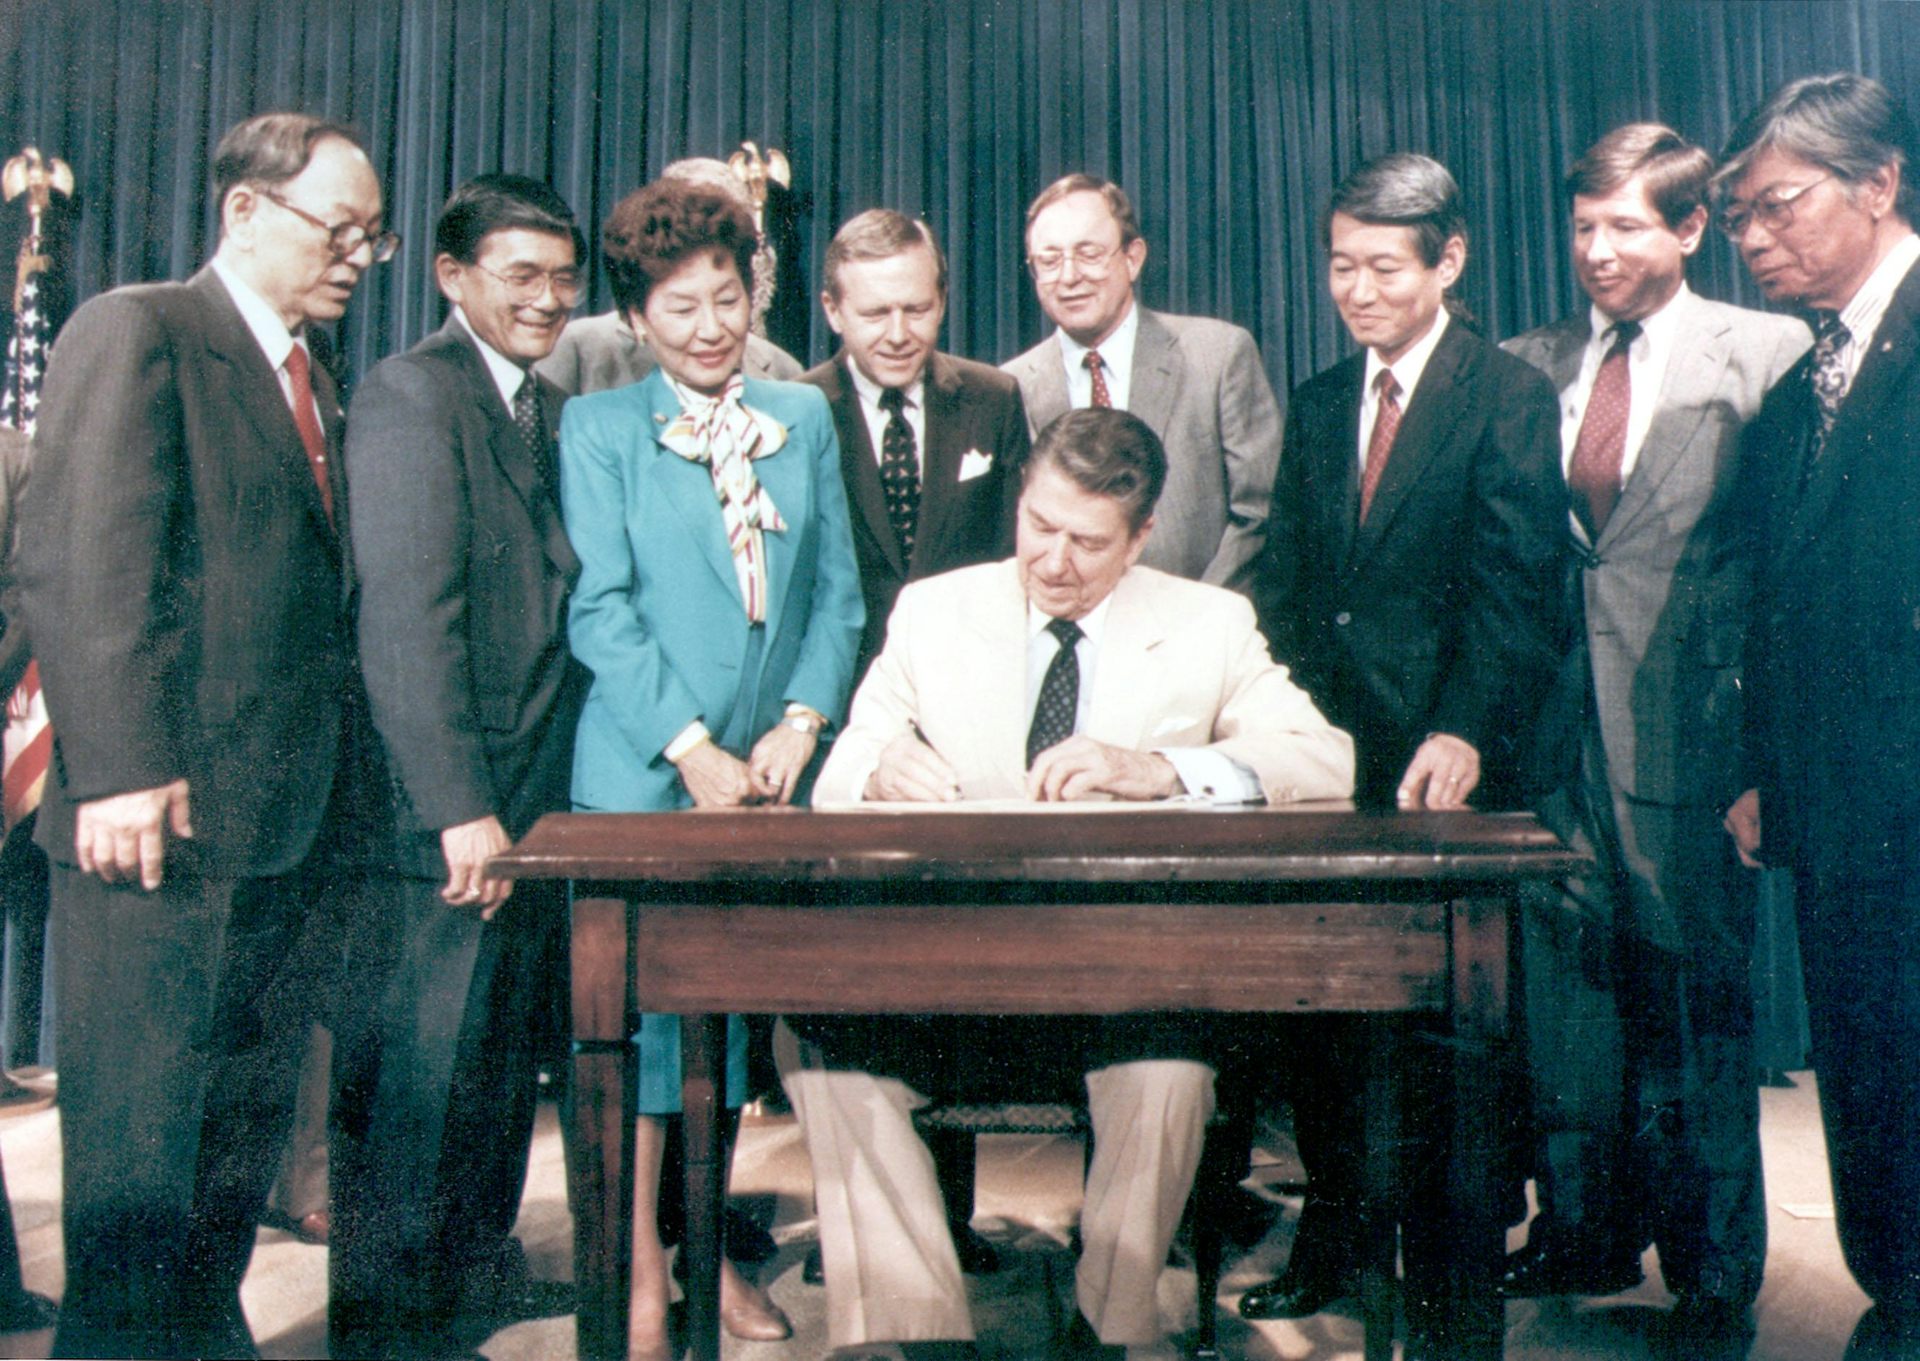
[329,871,566,1351]
[0,814,48,1067]
[49,850,358,1360]
[1521,744,1764,1304]
[1795,871,1920,1312]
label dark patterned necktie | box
[1026,616,1084,767]
[1084,350,1112,408]
[877,386,921,559]
[1567,319,1640,535]
[1358,370,1400,523]
[1808,311,1852,462]
[513,372,558,493]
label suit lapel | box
[1785,260,1920,560]
[1084,571,1167,749]
[1017,337,1072,432]
[915,353,969,562]
[1126,308,1180,430]
[749,386,804,643]
[1604,295,1728,548]
[1322,361,1366,570]
[1349,324,1476,565]
[191,270,339,553]
[642,375,744,608]
[824,356,905,577]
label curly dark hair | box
[601,178,757,316]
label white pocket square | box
[958,447,994,481]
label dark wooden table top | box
[491,804,1582,887]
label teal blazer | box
[560,369,864,811]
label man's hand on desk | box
[1397,733,1480,809]
[76,779,193,890]
[441,813,513,918]
[865,729,961,803]
[1027,736,1180,803]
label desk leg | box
[682,1012,726,1361]
[1360,1018,1397,1361]
[567,897,637,1361]
[1446,896,1510,1360]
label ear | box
[434,253,467,306]
[221,185,260,250]
[820,288,846,336]
[1674,205,1708,257]
[1864,160,1902,221]
[624,307,648,345]
[1123,513,1156,568]
[1123,236,1148,283]
[1435,235,1467,291]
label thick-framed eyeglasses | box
[262,190,401,263]
[1027,241,1126,281]
[1717,174,1833,240]
[472,261,586,304]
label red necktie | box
[1359,370,1401,523]
[1567,321,1639,536]
[1084,350,1112,408]
[283,344,334,522]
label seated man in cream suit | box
[795,408,1353,1360]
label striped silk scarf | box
[659,373,789,622]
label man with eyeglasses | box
[333,173,587,1358]
[1002,174,1283,595]
[1500,123,1807,1351]
[14,111,392,1358]
[1716,73,1920,1347]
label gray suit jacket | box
[535,309,803,395]
[1505,290,1808,808]
[1001,306,1282,593]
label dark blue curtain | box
[3,0,1917,400]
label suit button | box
[1334,611,1351,626]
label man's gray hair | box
[1715,72,1918,227]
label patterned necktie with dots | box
[1808,311,1852,463]
[877,386,921,560]
[1084,350,1112,408]
[513,372,558,493]
[1358,369,1401,523]
[1566,319,1640,536]
[1025,616,1084,767]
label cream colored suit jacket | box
[814,559,1354,806]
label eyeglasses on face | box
[262,189,401,263]
[1027,241,1125,281]
[1717,173,1833,241]
[472,260,585,303]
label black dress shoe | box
[1847,1303,1920,1359]
[1657,1295,1754,1359]
[1497,1240,1643,1298]
[1237,1261,1357,1319]
[1054,1312,1123,1359]
[0,1290,56,1332]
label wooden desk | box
[493,805,1580,1361]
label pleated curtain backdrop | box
[1,0,1917,414]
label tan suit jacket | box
[814,559,1353,806]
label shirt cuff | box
[664,720,711,764]
[1157,747,1264,805]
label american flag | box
[0,270,47,435]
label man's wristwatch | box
[782,711,824,736]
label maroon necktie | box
[1567,320,1640,536]
[1359,370,1400,523]
[1084,351,1112,409]
[283,344,334,522]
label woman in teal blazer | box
[559,176,862,1354]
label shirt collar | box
[1027,589,1114,647]
[1837,230,1920,346]
[1363,308,1451,400]
[454,307,532,411]
[210,256,300,374]
[1588,280,1690,355]
[845,355,924,414]
[1057,296,1140,376]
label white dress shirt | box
[845,360,927,472]
[1056,298,1141,411]
[1357,310,1451,470]
[1831,230,1920,395]
[209,256,326,433]
[454,305,532,414]
[1557,284,1689,485]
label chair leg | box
[928,1125,976,1230]
[1189,1119,1236,1359]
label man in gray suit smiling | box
[1002,174,1282,594]
[1503,124,1808,1350]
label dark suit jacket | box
[801,350,1027,676]
[1742,256,1920,885]
[1256,318,1566,807]
[17,268,377,876]
[347,318,586,881]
